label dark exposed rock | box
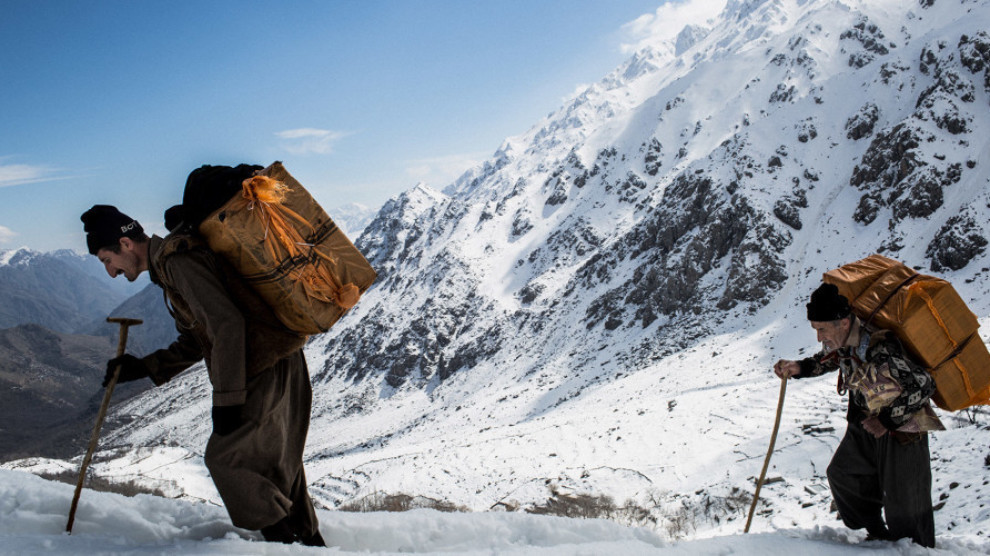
[581,171,789,328]
[519,284,545,305]
[512,211,534,237]
[645,138,663,176]
[614,172,648,203]
[545,178,569,207]
[915,38,980,131]
[769,84,797,103]
[773,200,802,230]
[958,33,990,90]
[850,123,929,224]
[853,193,883,225]
[796,119,818,143]
[850,124,922,189]
[890,168,943,220]
[879,61,911,85]
[927,215,988,271]
[773,189,807,230]
[846,103,880,140]
[841,17,890,67]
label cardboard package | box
[200,161,377,335]
[824,254,989,410]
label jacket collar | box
[147,235,165,286]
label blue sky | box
[0,0,721,252]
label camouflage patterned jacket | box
[796,329,943,432]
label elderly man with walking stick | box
[773,283,943,547]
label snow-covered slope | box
[2,469,987,554]
[8,0,990,548]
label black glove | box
[104,354,149,387]
[211,405,246,436]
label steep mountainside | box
[14,0,990,542]
[0,249,132,333]
[0,324,151,461]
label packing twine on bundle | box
[237,175,360,309]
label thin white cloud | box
[620,0,728,53]
[405,152,487,186]
[0,225,18,244]
[275,128,351,155]
[0,162,57,187]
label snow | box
[2,469,986,555]
[0,247,32,266]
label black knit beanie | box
[806,283,852,321]
[181,164,262,227]
[80,205,144,255]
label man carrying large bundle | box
[773,283,943,548]
[79,164,326,546]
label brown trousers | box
[204,350,319,536]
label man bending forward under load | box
[774,283,943,547]
[80,164,325,546]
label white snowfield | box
[2,469,986,555]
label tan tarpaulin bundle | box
[824,254,990,411]
[199,161,376,335]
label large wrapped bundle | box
[823,254,989,410]
[198,161,376,334]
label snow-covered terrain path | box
[2,470,987,555]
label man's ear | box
[119,236,134,251]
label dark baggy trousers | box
[204,350,320,538]
[826,421,934,547]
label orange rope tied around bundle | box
[238,175,360,310]
[906,281,957,351]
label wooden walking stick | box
[744,375,787,533]
[66,317,142,534]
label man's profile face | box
[811,319,849,352]
[96,238,143,282]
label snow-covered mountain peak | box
[722,0,782,22]
[674,24,711,56]
[0,247,36,266]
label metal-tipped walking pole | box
[744,375,787,533]
[66,317,142,534]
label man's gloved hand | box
[212,405,246,436]
[104,354,149,387]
